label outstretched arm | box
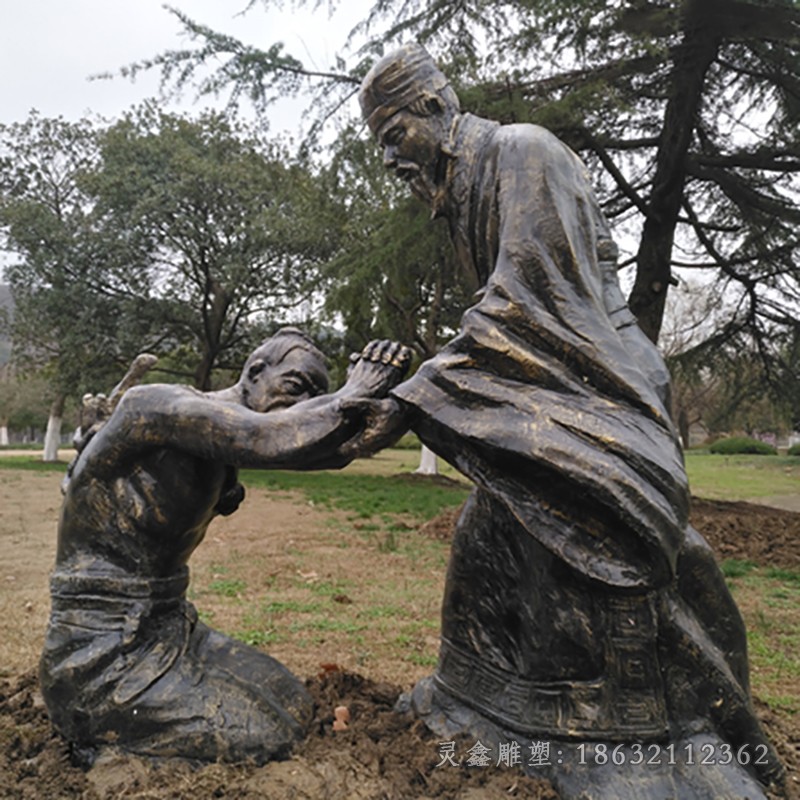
[79,341,413,477]
[80,384,364,477]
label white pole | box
[415,443,439,475]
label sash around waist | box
[50,566,190,602]
[45,566,195,647]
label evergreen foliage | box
[316,124,474,361]
[127,0,799,359]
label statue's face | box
[242,346,324,413]
[377,108,449,205]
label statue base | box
[401,676,771,800]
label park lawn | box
[684,451,800,500]
[0,455,68,472]
[234,453,800,715]
[1,448,797,713]
[2,446,799,502]
[719,561,800,714]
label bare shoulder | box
[73,384,205,475]
[118,383,202,409]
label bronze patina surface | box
[361,43,784,799]
[40,330,409,764]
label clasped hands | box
[335,339,413,458]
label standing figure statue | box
[359,44,783,798]
[41,328,409,764]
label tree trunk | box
[195,278,229,390]
[194,350,215,391]
[628,10,721,343]
[42,393,66,462]
[415,444,439,475]
[678,406,690,449]
[0,424,8,446]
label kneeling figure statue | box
[41,329,409,764]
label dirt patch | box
[0,668,556,800]
[1,663,797,799]
[690,497,800,570]
[419,496,800,571]
[418,505,462,542]
[0,471,62,678]
[1,470,798,798]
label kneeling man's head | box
[241,328,328,413]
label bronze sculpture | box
[40,329,409,764]
[360,44,783,798]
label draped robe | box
[393,115,781,786]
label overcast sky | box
[0,0,370,136]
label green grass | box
[289,617,367,634]
[0,455,68,472]
[720,559,759,579]
[305,578,355,597]
[684,452,800,500]
[233,629,280,647]
[240,468,470,521]
[263,600,324,614]
[405,652,438,667]
[207,578,247,598]
[724,567,800,712]
[764,567,800,586]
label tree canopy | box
[130,0,799,356]
[0,106,338,449]
[0,114,131,405]
[2,2,797,444]
[92,105,331,388]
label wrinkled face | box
[242,346,325,413]
[377,109,450,205]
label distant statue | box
[41,329,409,764]
[359,44,783,798]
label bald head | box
[240,328,329,413]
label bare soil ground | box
[0,470,798,799]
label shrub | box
[709,437,778,455]
[788,443,800,457]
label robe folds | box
[396,114,686,591]
[394,115,782,787]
